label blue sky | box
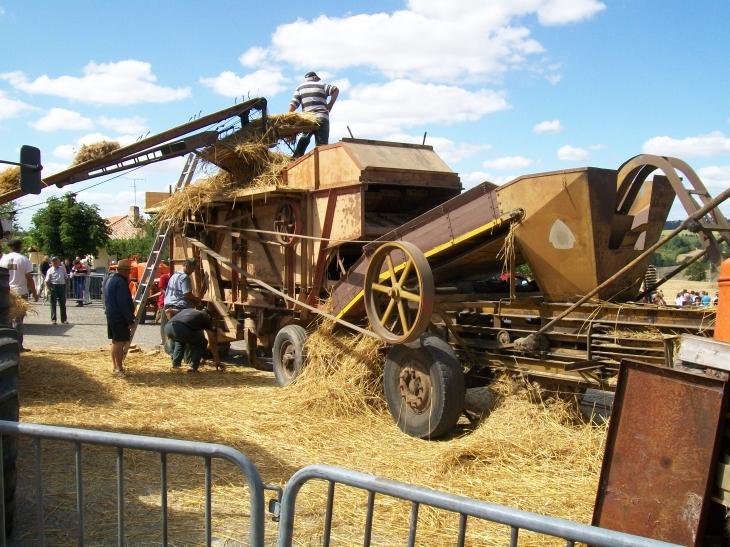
[1,0,729,228]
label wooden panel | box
[318,146,362,189]
[285,154,316,189]
[676,334,730,372]
[242,203,285,285]
[144,191,169,211]
[330,191,362,241]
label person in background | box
[39,255,50,277]
[701,290,712,307]
[714,291,720,305]
[675,292,685,306]
[163,308,223,373]
[289,71,339,158]
[163,258,201,320]
[45,256,68,325]
[63,259,72,274]
[154,263,170,323]
[652,292,666,306]
[72,259,88,306]
[104,259,135,377]
[0,238,38,352]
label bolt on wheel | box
[364,241,434,344]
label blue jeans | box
[294,117,330,157]
[164,322,207,369]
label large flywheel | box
[364,241,434,344]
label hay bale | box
[155,170,232,225]
[9,291,36,319]
[0,166,19,195]
[71,140,121,166]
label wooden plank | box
[716,461,730,492]
[676,334,730,372]
[202,253,239,335]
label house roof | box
[107,215,146,240]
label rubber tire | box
[272,325,308,387]
[384,333,465,439]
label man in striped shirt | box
[288,71,339,158]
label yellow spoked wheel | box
[364,241,434,344]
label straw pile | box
[156,112,317,224]
[8,290,36,319]
[71,140,121,166]
[287,316,386,416]
[0,166,19,194]
[15,332,608,546]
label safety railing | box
[33,273,104,303]
[0,420,274,547]
[276,464,682,547]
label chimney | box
[129,205,140,224]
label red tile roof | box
[107,215,146,240]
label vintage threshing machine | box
[6,98,729,439]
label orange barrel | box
[714,258,730,341]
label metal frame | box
[0,420,271,547]
[276,464,682,547]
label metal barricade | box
[0,420,273,547]
[276,464,682,547]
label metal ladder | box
[125,153,199,352]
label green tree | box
[105,220,166,261]
[28,193,110,259]
[685,260,708,282]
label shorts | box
[107,321,131,342]
[164,304,187,311]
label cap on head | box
[51,256,60,261]
[304,71,320,80]
[8,238,21,249]
[117,259,132,270]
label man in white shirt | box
[0,239,38,351]
[45,256,69,325]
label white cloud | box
[1,60,191,105]
[533,119,562,133]
[697,166,730,190]
[557,144,589,161]
[0,90,34,120]
[546,73,562,85]
[589,143,606,150]
[239,47,269,68]
[536,0,606,25]
[97,115,148,134]
[263,1,603,83]
[461,171,516,188]
[331,79,508,137]
[54,133,137,160]
[482,156,532,170]
[642,131,730,158]
[200,69,289,98]
[385,133,490,164]
[29,108,94,132]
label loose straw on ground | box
[17,317,607,546]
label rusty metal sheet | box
[592,359,728,546]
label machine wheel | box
[364,241,434,344]
[274,200,302,246]
[272,325,308,387]
[384,333,465,439]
